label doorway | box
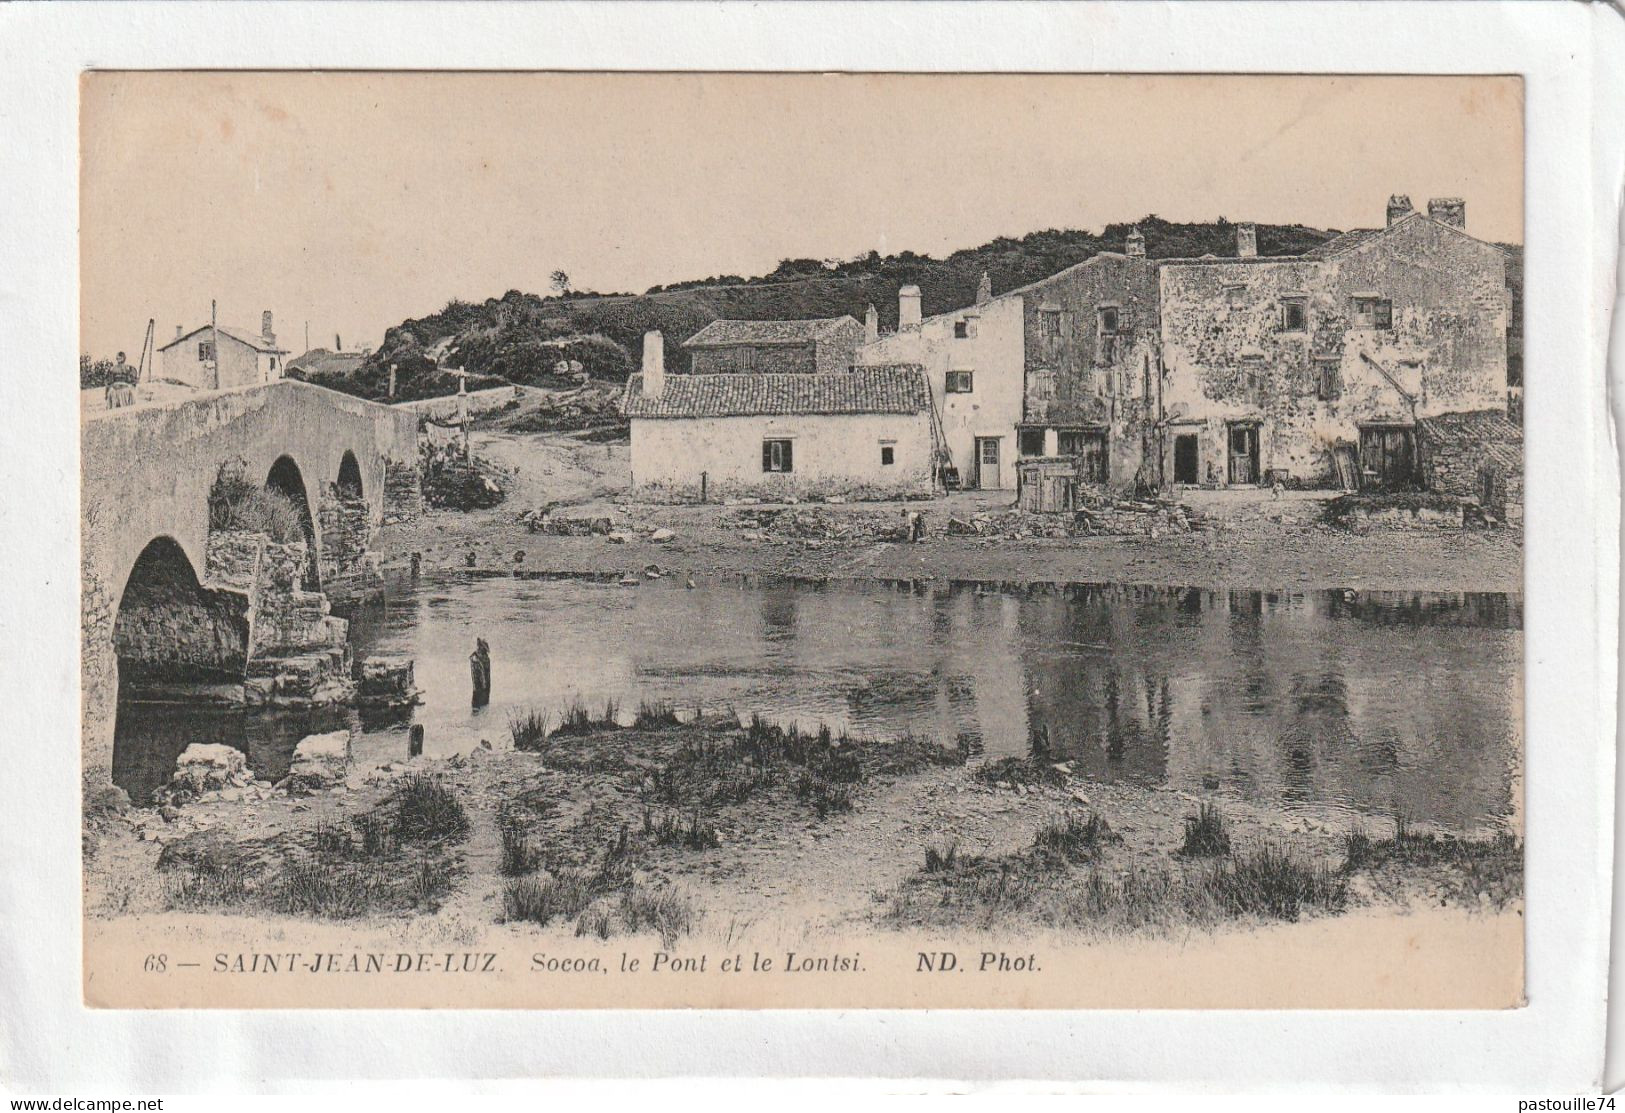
[1358,424,1418,490]
[1227,423,1260,485]
[974,436,1002,489]
[1173,434,1199,485]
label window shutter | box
[783,440,793,472]
[762,441,772,472]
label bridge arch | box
[265,454,322,590]
[336,449,364,498]
[110,535,252,801]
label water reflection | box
[112,574,1521,831]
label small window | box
[1019,429,1046,457]
[946,370,974,394]
[1097,306,1120,335]
[1353,296,1394,329]
[1241,354,1264,393]
[880,444,895,466]
[762,439,793,473]
[1316,359,1342,401]
[1039,309,1062,341]
[269,356,279,372]
[953,318,977,339]
[1280,298,1307,332]
[197,341,215,362]
[1225,285,1246,310]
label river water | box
[114,571,1522,832]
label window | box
[1019,429,1046,457]
[946,370,974,393]
[879,443,895,466]
[762,439,793,473]
[1224,285,1247,310]
[1241,354,1264,394]
[953,318,977,339]
[1280,298,1307,332]
[1353,296,1394,329]
[197,341,215,362]
[1316,359,1342,401]
[1039,309,1062,341]
[269,356,279,372]
[1097,306,1120,335]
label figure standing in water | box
[470,637,492,707]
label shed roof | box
[683,316,861,348]
[1418,409,1523,472]
[622,365,929,419]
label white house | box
[158,310,290,391]
[622,331,936,501]
[853,277,1024,491]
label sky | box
[80,72,1523,360]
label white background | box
[0,0,1619,1094]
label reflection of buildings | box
[1016,586,1518,829]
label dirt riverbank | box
[388,430,1523,594]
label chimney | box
[261,310,275,343]
[1387,194,1415,228]
[864,303,879,344]
[641,330,665,397]
[1427,197,1466,229]
[1125,227,1146,258]
[898,285,922,330]
[175,324,183,340]
[1235,223,1258,259]
[335,333,342,351]
[976,271,993,305]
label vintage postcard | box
[78,71,1527,1010]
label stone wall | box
[1419,409,1524,524]
[691,344,817,375]
[317,493,374,583]
[382,457,423,524]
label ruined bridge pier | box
[81,381,419,796]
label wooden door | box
[976,437,1001,489]
[1228,425,1259,485]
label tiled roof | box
[1419,409,1523,471]
[683,316,861,348]
[159,324,289,354]
[622,365,930,419]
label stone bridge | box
[81,381,420,795]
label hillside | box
[295,216,1338,402]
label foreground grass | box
[887,808,1346,935]
[887,802,1521,936]
[162,774,469,919]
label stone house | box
[1156,198,1513,491]
[683,316,866,375]
[1417,409,1524,524]
[159,310,290,391]
[622,332,935,501]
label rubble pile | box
[948,497,1207,541]
[723,506,910,542]
[421,445,509,511]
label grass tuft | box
[508,707,550,751]
[1179,802,1231,858]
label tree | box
[550,270,572,297]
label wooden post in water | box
[409,723,424,758]
[470,638,491,708]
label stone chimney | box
[864,303,879,344]
[641,330,665,397]
[898,285,922,330]
[335,333,343,351]
[1126,227,1146,258]
[261,310,275,343]
[1427,197,1466,229]
[1235,223,1258,259]
[976,271,993,305]
[1387,194,1415,228]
